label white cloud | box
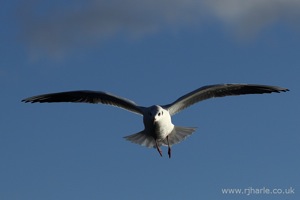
[19,0,300,57]
[203,0,300,36]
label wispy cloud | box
[204,0,300,36]
[19,0,300,57]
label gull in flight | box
[22,84,288,158]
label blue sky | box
[1,1,299,199]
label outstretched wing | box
[163,84,289,116]
[22,90,145,115]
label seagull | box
[22,84,288,158]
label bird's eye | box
[158,112,161,116]
[162,111,163,115]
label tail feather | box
[162,126,197,146]
[124,126,197,148]
[124,130,155,148]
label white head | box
[146,105,165,124]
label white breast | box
[143,105,174,140]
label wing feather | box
[22,90,144,115]
[163,84,289,115]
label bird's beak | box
[153,117,157,125]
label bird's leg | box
[155,140,163,157]
[166,136,171,158]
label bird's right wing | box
[22,90,145,115]
[163,84,289,116]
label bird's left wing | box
[22,90,145,115]
[163,84,289,116]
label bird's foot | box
[157,147,163,157]
[155,140,163,157]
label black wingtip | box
[21,98,36,103]
[21,98,29,103]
